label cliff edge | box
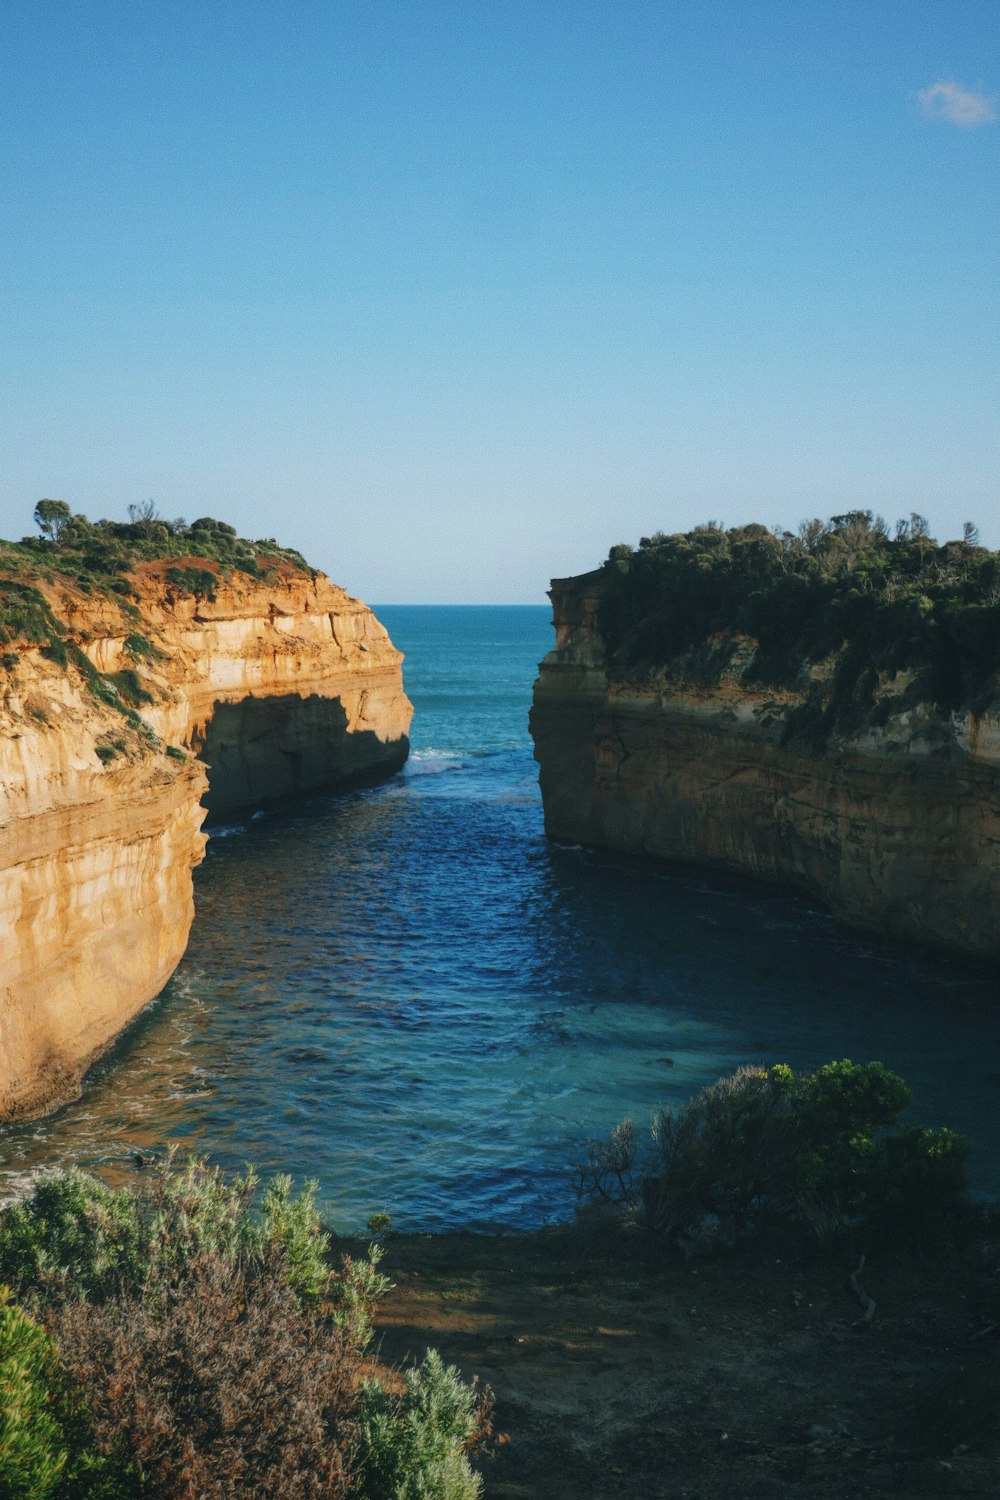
[530,516,1000,961]
[0,513,411,1118]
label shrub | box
[581,1060,969,1246]
[122,633,156,659]
[0,1162,486,1500]
[865,1125,970,1234]
[0,1288,129,1500]
[357,1348,492,1500]
[102,670,153,707]
[367,1212,394,1241]
[0,1287,72,1499]
[0,581,64,649]
[48,1251,359,1500]
[165,566,218,600]
[329,1243,392,1350]
[165,744,186,761]
[0,1158,335,1309]
[41,639,69,668]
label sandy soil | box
[358,1220,1000,1499]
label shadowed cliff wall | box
[530,572,1000,960]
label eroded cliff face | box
[0,561,411,1118]
[530,573,1000,960]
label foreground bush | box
[357,1349,492,1500]
[0,1162,488,1500]
[0,1156,331,1307]
[0,1288,131,1499]
[48,1252,357,1500]
[581,1059,969,1246]
[0,1288,75,1499]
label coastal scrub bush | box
[48,1250,359,1500]
[102,670,153,707]
[122,632,156,659]
[580,1060,969,1247]
[0,504,314,666]
[0,1161,490,1499]
[0,1287,73,1498]
[356,1348,492,1500]
[0,1157,335,1307]
[0,581,65,650]
[165,566,218,600]
[0,1288,130,1499]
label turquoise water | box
[1,605,997,1227]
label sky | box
[1,1,997,603]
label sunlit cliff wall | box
[530,572,1000,961]
[0,561,411,1118]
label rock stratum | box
[1,556,411,1119]
[531,558,1000,962]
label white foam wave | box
[404,749,464,777]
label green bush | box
[0,1287,72,1499]
[581,1060,969,1246]
[1,506,313,667]
[0,1288,129,1500]
[40,639,69,668]
[357,1349,490,1500]
[0,581,64,649]
[102,670,152,707]
[165,566,218,600]
[122,632,156,659]
[0,1163,488,1499]
[0,1158,334,1308]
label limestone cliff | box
[530,570,1000,961]
[0,559,411,1118]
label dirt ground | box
[355,1219,1000,1500]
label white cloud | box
[918,79,997,126]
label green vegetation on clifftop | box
[597,513,1000,745]
[0,501,313,659]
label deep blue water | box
[1,605,998,1228]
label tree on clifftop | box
[33,499,71,543]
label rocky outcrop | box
[0,561,411,1118]
[530,572,1000,960]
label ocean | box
[1,604,997,1228]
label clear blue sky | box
[2,1,997,602]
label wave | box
[404,749,465,777]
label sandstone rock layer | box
[530,573,1000,960]
[0,562,411,1117]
